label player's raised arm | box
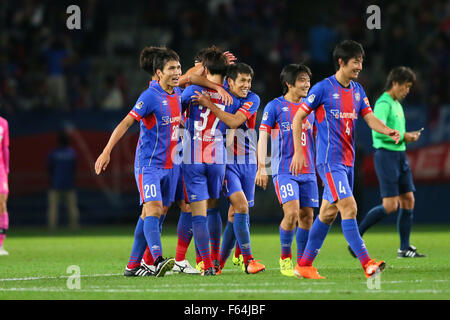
[95,115,136,175]
[290,108,309,176]
[363,112,400,144]
[189,74,233,106]
[191,91,247,129]
[255,129,269,190]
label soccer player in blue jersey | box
[181,47,237,276]
[192,63,266,274]
[95,48,182,277]
[256,64,318,277]
[137,47,233,274]
[290,40,401,279]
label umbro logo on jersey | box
[332,93,340,99]
[282,107,289,112]
[190,194,197,200]
[162,100,168,106]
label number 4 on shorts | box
[338,181,346,195]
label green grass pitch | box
[0,224,449,300]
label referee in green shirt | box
[351,67,426,258]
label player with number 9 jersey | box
[260,96,318,207]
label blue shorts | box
[374,148,416,198]
[134,166,172,207]
[317,163,354,203]
[182,163,226,203]
[273,174,319,207]
[223,163,257,208]
[167,164,186,204]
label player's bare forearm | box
[364,112,389,135]
[290,110,308,175]
[257,130,269,171]
[103,115,135,154]
[292,110,307,155]
[190,75,232,105]
[193,91,241,128]
[364,113,400,144]
[256,131,269,189]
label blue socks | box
[192,215,213,269]
[207,208,222,261]
[280,226,295,259]
[234,213,252,263]
[159,214,166,234]
[342,218,370,267]
[127,217,146,268]
[299,218,330,266]
[358,205,389,236]
[398,208,413,250]
[220,220,236,268]
[143,216,162,263]
[296,227,309,263]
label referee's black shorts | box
[373,148,416,198]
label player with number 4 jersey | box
[290,40,400,280]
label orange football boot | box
[244,259,266,274]
[364,259,386,278]
[294,264,325,279]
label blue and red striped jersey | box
[128,81,182,169]
[260,96,315,175]
[181,84,241,164]
[228,90,260,164]
[300,75,372,167]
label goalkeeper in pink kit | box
[0,117,10,256]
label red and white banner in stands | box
[362,142,450,185]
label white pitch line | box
[0,287,446,295]
[0,272,448,285]
[0,273,122,282]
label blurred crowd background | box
[0,0,448,226]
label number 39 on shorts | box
[280,183,294,199]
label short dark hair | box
[384,66,416,90]
[140,46,166,76]
[332,40,365,71]
[201,46,228,77]
[194,47,210,64]
[280,64,312,95]
[153,48,180,74]
[226,63,254,81]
